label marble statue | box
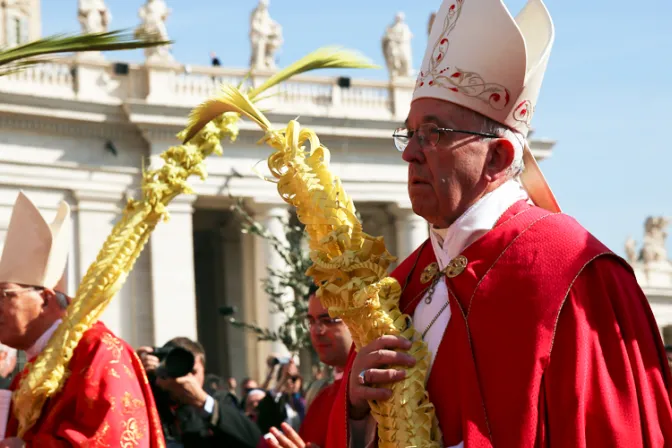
[135,0,173,63]
[382,12,413,78]
[625,236,637,265]
[249,0,283,70]
[641,216,670,264]
[77,0,111,34]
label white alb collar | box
[26,319,61,361]
[429,180,529,270]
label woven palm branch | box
[11,46,376,438]
[182,86,442,446]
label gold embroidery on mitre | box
[421,262,440,284]
[445,255,468,278]
[109,368,120,379]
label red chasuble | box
[326,201,672,448]
[6,322,165,448]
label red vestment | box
[257,379,342,448]
[300,379,342,447]
[6,322,165,447]
[327,201,672,447]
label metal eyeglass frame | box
[392,123,499,152]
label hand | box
[275,360,299,393]
[348,335,414,420]
[156,374,209,408]
[0,437,25,448]
[265,422,319,448]
[136,346,159,374]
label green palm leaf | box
[0,30,170,76]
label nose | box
[312,323,327,335]
[401,138,425,164]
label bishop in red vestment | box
[325,1,672,447]
[0,192,164,447]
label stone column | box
[148,195,199,346]
[73,190,153,347]
[143,138,199,346]
[250,203,291,373]
[393,207,429,261]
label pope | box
[0,192,165,447]
[327,0,672,447]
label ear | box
[40,288,56,307]
[484,138,515,182]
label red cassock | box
[256,379,343,448]
[326,201,672,447]
[6,322,165,448]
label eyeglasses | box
[392,122,499,152]
[0,287,41,300]
[306,316,343,331]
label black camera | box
[152,345,195,379]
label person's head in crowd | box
[165,337,207,387]
[0,193,71,352]
[227,376,237,394]
[241,377,258,395]
[244,388,266,421]
[288,374,303,395]
[306,284,352,369]
[204,373,223,396]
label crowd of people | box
[127,284,352,448]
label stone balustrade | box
[0,57,413,121]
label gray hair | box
[470,112,525,178]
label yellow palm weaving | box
[183,86,442,447]
[11,47,376,439]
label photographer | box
[137,337,261,448]
[256,356,305,435]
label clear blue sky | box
[42,0,672,257]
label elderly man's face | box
[402,99,498,228]
[0,282,47,350]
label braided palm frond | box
[12,46,375,438]
[184,85,442,447]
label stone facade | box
[0,2,559,381]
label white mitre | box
[414,0,559,212]
[0,192,71,293]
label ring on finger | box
[358,369,367,386]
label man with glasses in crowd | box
[0,192,164,447]
[262,284,353,448]
[327,1,672,447]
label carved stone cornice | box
[0,112,142,143]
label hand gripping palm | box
[182,72,442,448]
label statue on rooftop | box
[249,0,283,70]
[135,0,173,63]
[382,12,413,78]
[78,0,111,34]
